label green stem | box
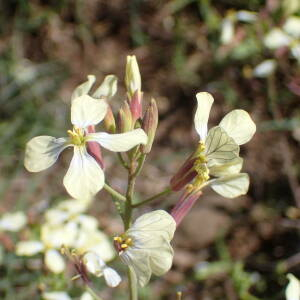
[132,187,172,208]
[104,183,126,202]
[86,285,103,300]
[124,169,136,230]
[128,267,138,300]
[117,152,129,169]
[132,154,146,177]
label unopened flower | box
[125,55,141,98]
[24,94,147,200]
[286,274,300,300]
[83,251,121,287]
[171,92,256,198]
[114,210,176,287]
[0,211,27,232]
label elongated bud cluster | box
[141,98,158,154]
[118,101,133,133]
[125,55,141,98]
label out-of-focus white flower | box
[16,241,45,256]
[283,16,300,39]
[221,17,235,45]
[42,291,72,300]
[115,210,176,287]
[24,93,147,200]
[171,92,255,198]
[291,41,300,62]
[83,251,121,287]
[264,28,292,49]
[80,292,94,300]
[253,59,277,78]
[286,273,300,300]
[0,211,27,232]
[236,10,257,23]
[282,0,300,16]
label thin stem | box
[128,267,138,300]
[132,154,146,177]
[117,152,129,169]
[124,169,136,229]
[86,285,103,300]
[104,183,126,202]
[132,187,172,208]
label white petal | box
[63,147,104,200]
[83,251,106,277]
[236,10,257,22]
[286,274,300,300]
[283,16,300,39]
[194,92,214,141]
[71,75,96,100]
[129,210,176,241]
[219,109,256,145]
[24,136,69,172]
[253,59,277,78]
[221,18,235,45]
[103,267,122,287]
[264,28,291,49]
[92,75,118,99]
[209,157,243,177]
[87,129,147,152]
[210,173,249,198]
[71,95,108,128]
[42,291,72,300]
[120,249,151,287]
[205,126,240,165]
[0,211,27,232]
[16,241,44,256]
[45,249,66,273]
[80,292,94,300]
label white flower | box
[80,292,94,300]
[253,59,277,78]
[83,251,121,287]
[42,291,71,300]
[221,17,235,45]
[115,210,176,287]
[264,28,292,49]
[286,274,300,300]
[24,94,147,200]
[283,16,300,39]
[191,92,255,197]
[0,211,27,232]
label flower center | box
[113,234,133,252]
[67,127,86,146]
[186,141,210,192]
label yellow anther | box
[114,236,122,243]
[67,127,85,146]
[121,244,128,249]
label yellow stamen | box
[121,244,128,249]
[67,127,85,146]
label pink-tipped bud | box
[104,105,116,133]
[87,125,104,169]
[130,90,143,122]
[171,190,202,226]
[170,154,198,191]
[117,101,133,133]
[141,98,158,154]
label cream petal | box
[210,173,249,198]
[16,241,44,256]
[87,129,147,152]
[194,92,214,141]
[80,292,94,300]
[219,109,256,145]
[71,75,96,100]
[42,291,72,300]
[0,211,27,232]
[44,249,66,273]
[286,274,300,300]
[83,251,105,277]
[264,28,292,49]
[128,210,176,241]
[63,147,104,200]
[71,95,108,128]
[120,249,151,287]
[103,267,122,287]
[208,157,243,177]
[24,136,69,172]
[92,75,118,99]
[205,126,239,165]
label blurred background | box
[0,0,300,299]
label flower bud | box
[130,90,143,122]
[87,125,104,169]
[141,98,158,154]
[125,55,141,98]
[117,101,133,133]
[103,105,116,133]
